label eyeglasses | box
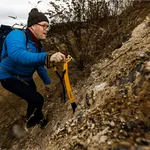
[37,24,50,30]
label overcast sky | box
[0,0,51,27]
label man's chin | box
[40,36,46,40]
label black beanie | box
[27,8,49,27]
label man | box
[0,8,66,128]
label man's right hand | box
[50,52,66,63]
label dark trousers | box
[1,78,44,122]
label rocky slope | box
[43,13,150,150]
[0,2,150,150]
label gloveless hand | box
[50,52,66,63]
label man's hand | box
[50,52,66,63]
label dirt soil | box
[1,2,150,150]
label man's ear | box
[31,25,36,30]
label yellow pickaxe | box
[63,56,77,113]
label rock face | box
[33,13,150,150]
[45,13,150,150]
[1,3,150,150]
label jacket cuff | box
[46,53,55,68]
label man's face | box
[32,21,49,40]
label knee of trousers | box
[30,93,44,109]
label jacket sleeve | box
[5,29,47,67]
[37,65,51,85]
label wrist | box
[45,53,53,68]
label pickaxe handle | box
[63,57,74,103]
[63,56,77,112]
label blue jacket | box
[0,29,50,84]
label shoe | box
[38,118,49,129]
[26,116,38,128]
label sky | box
[0,0,130,27]
[0,0,51,27]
